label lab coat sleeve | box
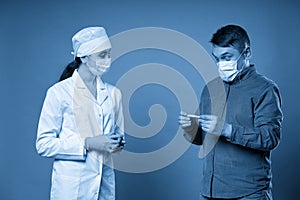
[36,87,86,160]
[114,88,125,141]
[229,85,283,151]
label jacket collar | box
[225,64,256,85]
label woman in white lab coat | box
[36,26,125,200]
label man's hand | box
[199,115,218,133]
[199,115,232,138]
[179,111,199,143]
[178,111,196,130]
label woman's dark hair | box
[59,57,82,82]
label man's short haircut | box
[210,24,250,53]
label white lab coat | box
[36,71,124,200]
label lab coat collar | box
[72,70,108,106]
[72,70,87,90]
[96,76,108,106]
[96,75,106,90]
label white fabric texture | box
[72,27,111,58]
[36,71,124,200]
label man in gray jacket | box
[179,24,283,200]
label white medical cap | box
[71,26,111,58]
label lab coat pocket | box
[51,173,80,200]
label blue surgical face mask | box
[88,57,111,76]
[217,48,246,82]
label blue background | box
[1,0,300,199]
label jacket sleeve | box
[228,85,283,151]
[36,87,86,160]
[183,124,203,145]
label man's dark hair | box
[210,24,250,53]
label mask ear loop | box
[237,45,250,76]
[80,56,88,63]
[235,46,247,63]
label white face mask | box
[217,49,246,82]
[88,57,111,76]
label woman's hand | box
[85,134,120,153]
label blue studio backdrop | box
[1,0,300,199]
